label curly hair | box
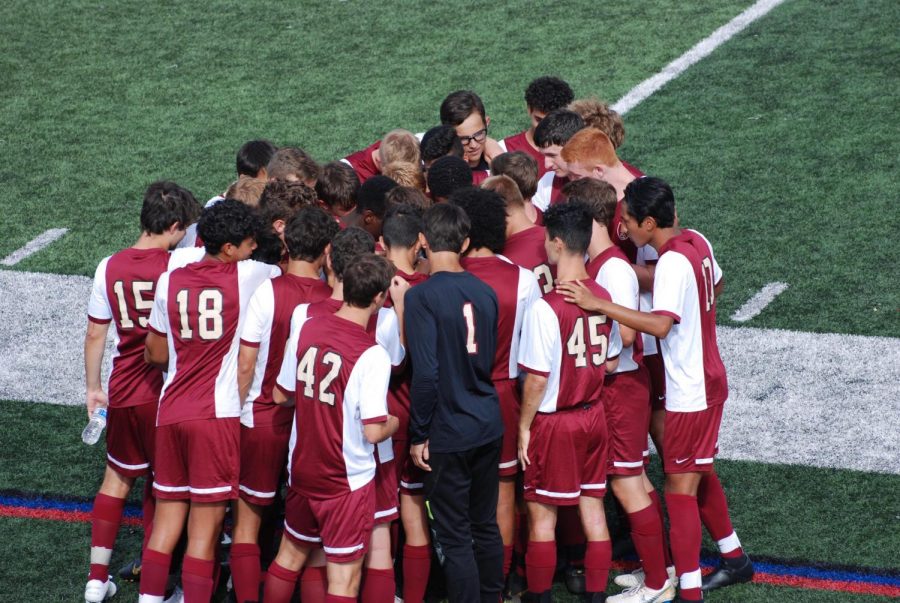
[285,206,340,262]
[259,180,318,225]
[449,187,507,254]
[197,198,262,256]
[525,76,575,114]
[568,98,625,148]
[330,227,375,280]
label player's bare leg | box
[497,475,517,576]
[231,497,265,603]
[400,492,431,602]
[327,558,365,598]
[524,501,558,599]
[361,523,394,602]
[265,537,312,603]
[139,499,189,600]
[577,495,611,598]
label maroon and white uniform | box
[167,246,205,272]
[236,274,332,505]
[533,172,567,211]
[276,314,392,562]
[461,256,541,476]
[148,259,279,501]
[502,225,555,295]
[87,247,170,477]
[342,140,381,183]
[499,131,548,178]
[637,244,665,412]
[588,247,650,476]
[518,281,621,505]
[651,230,726,473]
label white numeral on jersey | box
[112,280,154,329]
[176,288,224,340]
[566,315,608,368]
[700,257,715,312]
[296,346,343,405]
[533,264,554,294]
[462,302,478,355]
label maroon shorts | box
[106,402,157,478]
[153,418,239,502]
[663,405,724,474]
[374,451,399,523]
[524,402,608,506]
[644,353,666,412]
[497,378,521,477]
[394,439,426,495]
[283,483,375,563]
[238,420,291,506]
[603,367,651,476]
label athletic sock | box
[525,540,556,594]
[230,543,261,603]
[182,555,215,602]
[503,544,514,578]
[665,493,702,601]
[141,479,155,553]
[88,493,126,581]
[627,504,668,590]
[264,560,301,603]
[697,472,743,559]
[648,489,673,567]
[584,540,611,593]
[138,549,172,598]
[361,567,394,603]
[299,565,327,603]
[325,595,356,603]
[402,544,431,603]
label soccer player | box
[420,124,465,171]
[450,187,542,585]
[381,160,426,191]
[499,76,575,177]
[342,128,421,183]
[316,161,361,220]
[267,146,321,187]
[557,177,753,602]
[567,98,645,180]
[426,155,473,204]
[532,109,586,211]
[564,179,675,603]
[264,254,400,603]
[490,151,542,223]
[339,174,398,240]
[138,199,280,603]
[230,206,338,603]
[82,182,197,603]
[386,185,432,212]
[439,90,494,184]
[406,203,505,603]
[517,202,621,603]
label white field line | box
[0,228,69,266]
[731,282,789,322]
[1,270,898,475]
[612,0,788,115]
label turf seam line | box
[613,0,788,115]
[0,228,69,266]
[731,281,789,322]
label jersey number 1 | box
[463,302,478,354]
[699,257,715,312]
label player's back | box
[587,246,642,373]
[503,225,555,295]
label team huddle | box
[82,77,754,603]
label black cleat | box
[583,593,607,602]
[117,556,142,582]
[504,570,527,600]
[565,564,587,594]
[701,554,754,592]
[524,591,552,603]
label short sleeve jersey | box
[277,314,391,496]
[239,274,332,427]
[533,172,567,211]
[342,140,381,183]
[500,131,548,178]
[461,256,541,381]
[587,246,643,373]
[518,281,622,413]
[651,229,727,412]
[148,259,280,426]
[87,247,170,408]
[502,225,556,295]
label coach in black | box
[406,202,505,603]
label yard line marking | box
[613,0,788,115]
[731,281,789,322]
[0,228,69,266]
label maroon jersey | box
[87,247,170,408]
[502,225,556,295]
[343,140,381,183]
[502,130,548,178]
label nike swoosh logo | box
[675,458,689,464]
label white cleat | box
[608,579,677,603]
[85,576,117,602]
[614,566,677,589]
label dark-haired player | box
[426,155,473,204]
[229,206,338,603]
[264,254,400,603]
[533,109,586,211]
[340,174,398,240]
[499,76,575,178]
[557,177,753,602]
[138,200,280,603]
[517,202,621,603]
[342,129,421,184]
[317,161,361,220]
[83,182,198,603]
[439,90,494,185]
[406,203,505,602]
[490,151,542,224]
[421,124,465,171]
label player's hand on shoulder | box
[389,276,410,306]
[557,280,601,311]
[86,389,108,419]
[410,440,431,472]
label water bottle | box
[82,407,108,445]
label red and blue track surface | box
[4,489,898,598]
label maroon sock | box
[628,504,668,590]
[264,560,301,603]
[89,493,126,581]
[648,489,673,567]
[361,567,394,603]
[402,544,431,603]
[325,595,356,603]
[665,493,703,601]
[584,540,611,593]
[182,555,215,602]
[503,544,514,577]
[525,540,556,594]
[698,472,743,559]
[230,543,261,602]
[141,480,155,553]
[299,565,327,603]
[138,548,172,597]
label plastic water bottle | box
[82,407,108,445]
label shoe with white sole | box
[608,579,676,603]
[614,566,676,589]
[163,585,184,603]
[85,576,117,602]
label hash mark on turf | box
[731,281,789,322]
[0,228,69,266]
[613,0,788,115]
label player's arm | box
[144,331,169,369]
[557,280,675,339]
[517,372,547,470]
[406,292,438,470]
[237,283,273,404]
[237,345,259,405]
[84,320,110,418]
[388,275,410,347]
[364,415,400,444]
[632,262,655,292]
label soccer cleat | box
[117,556,142,582]
[504,569,527,600]
[84,576,117,602]
[565,564,587,594]
[614,566,676,589]
[607,579,676,603]
[523,591,552,603]
[162,585,184,603]
[701,554,754,592]
[583,593,608,602]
